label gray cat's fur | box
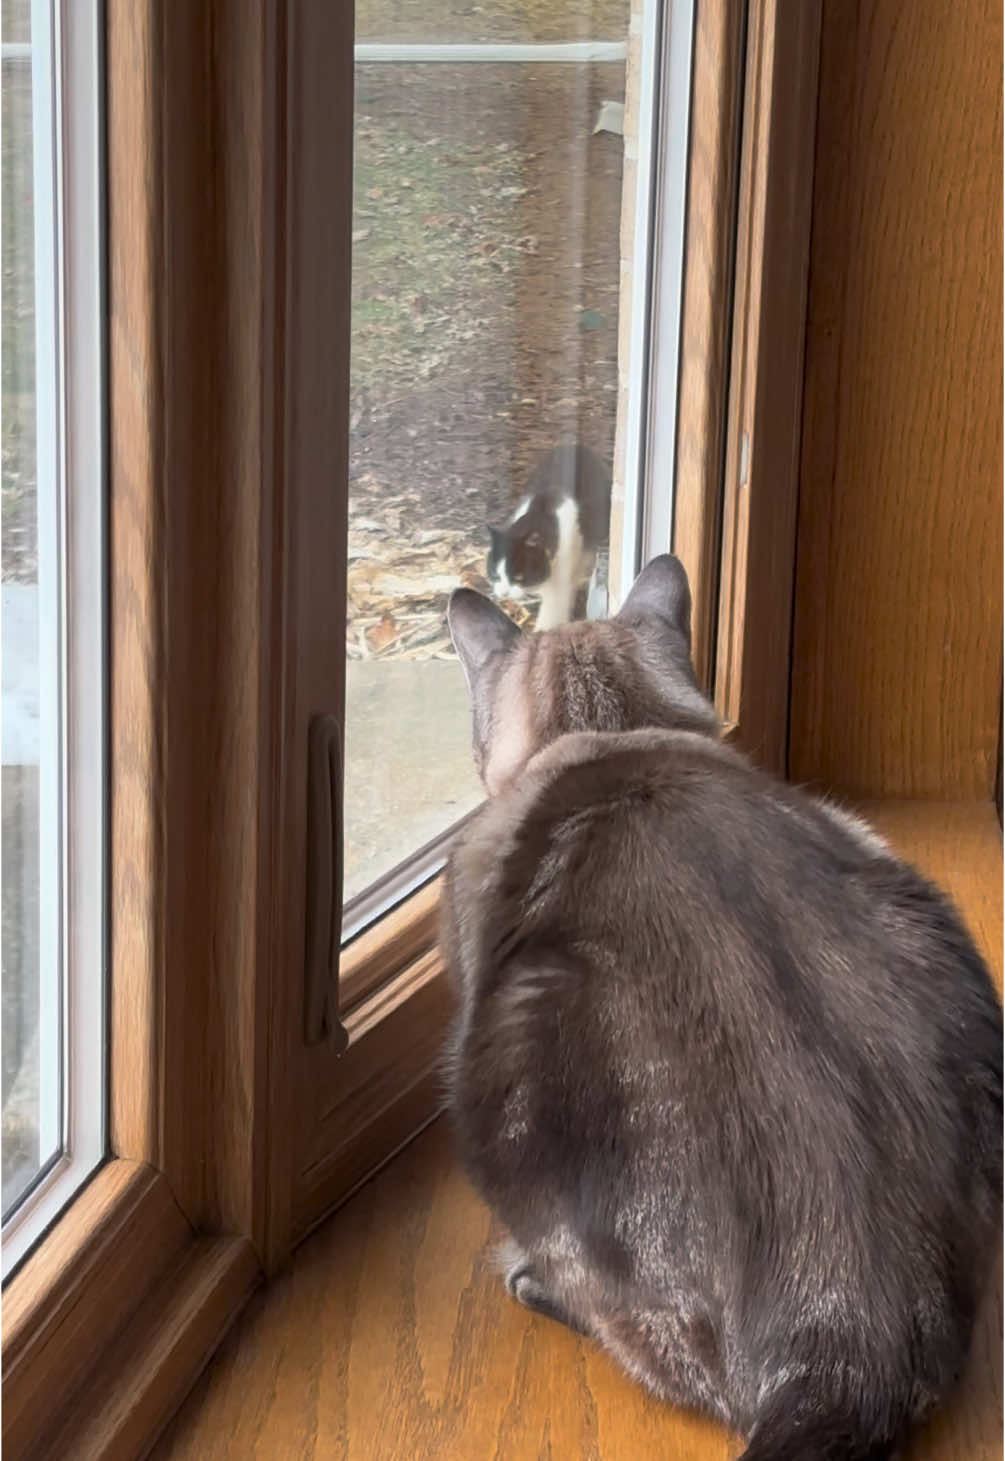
[443,555,1002,1460]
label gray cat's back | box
[443,558,1001,1457]
[451,724,999,1171]
[445,727,1000,1435]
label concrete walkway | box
[344,656,482,902]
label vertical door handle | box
[304,713,349,1051]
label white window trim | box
[615,0,694,607]
[638,0,694,572]
[32,0,62,1182]
[3,0,106,1279]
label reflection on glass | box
[2,0,59,1215]
[345,2,630,913]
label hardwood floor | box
[154,801,1002,1460]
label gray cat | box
[442,554,1002,1460]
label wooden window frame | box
[331,0,823,1050]
[285,0,747,1246]
[278,0,827,1257]
[331,0,748,1010]
[670,0,747,695]
[2,2,822,1456]
[296,0,823,1234]
[713,0,822,770]
[3,2,287,1451]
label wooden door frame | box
[671,0,746,696]
[296,0,824,1242]
[713,0,822,772]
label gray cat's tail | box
[739,1388,902,1460]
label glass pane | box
[3,0,104,1264]
[1,0,60,1216]
[345,4,632,918]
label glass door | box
[342,0,694,943]
[2,0,106,1277]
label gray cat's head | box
[448,554,719,794]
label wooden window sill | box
[2,1160,258,1460]
[340,877,442,1013]
[152,799,1003,1460]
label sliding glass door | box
[342,0,695,943]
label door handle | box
[304,713,349,1051]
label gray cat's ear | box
[616,553,692,647]
[448,587,521,691]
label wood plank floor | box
[154,801,1003,1460]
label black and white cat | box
[486,444,611,630]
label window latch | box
[304,714,350,1052]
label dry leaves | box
[347,519,534,661]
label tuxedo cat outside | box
[487,443,611,629]
[443,556,1002,1461]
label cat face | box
[448,554,719,794]
[487,517,554,598]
